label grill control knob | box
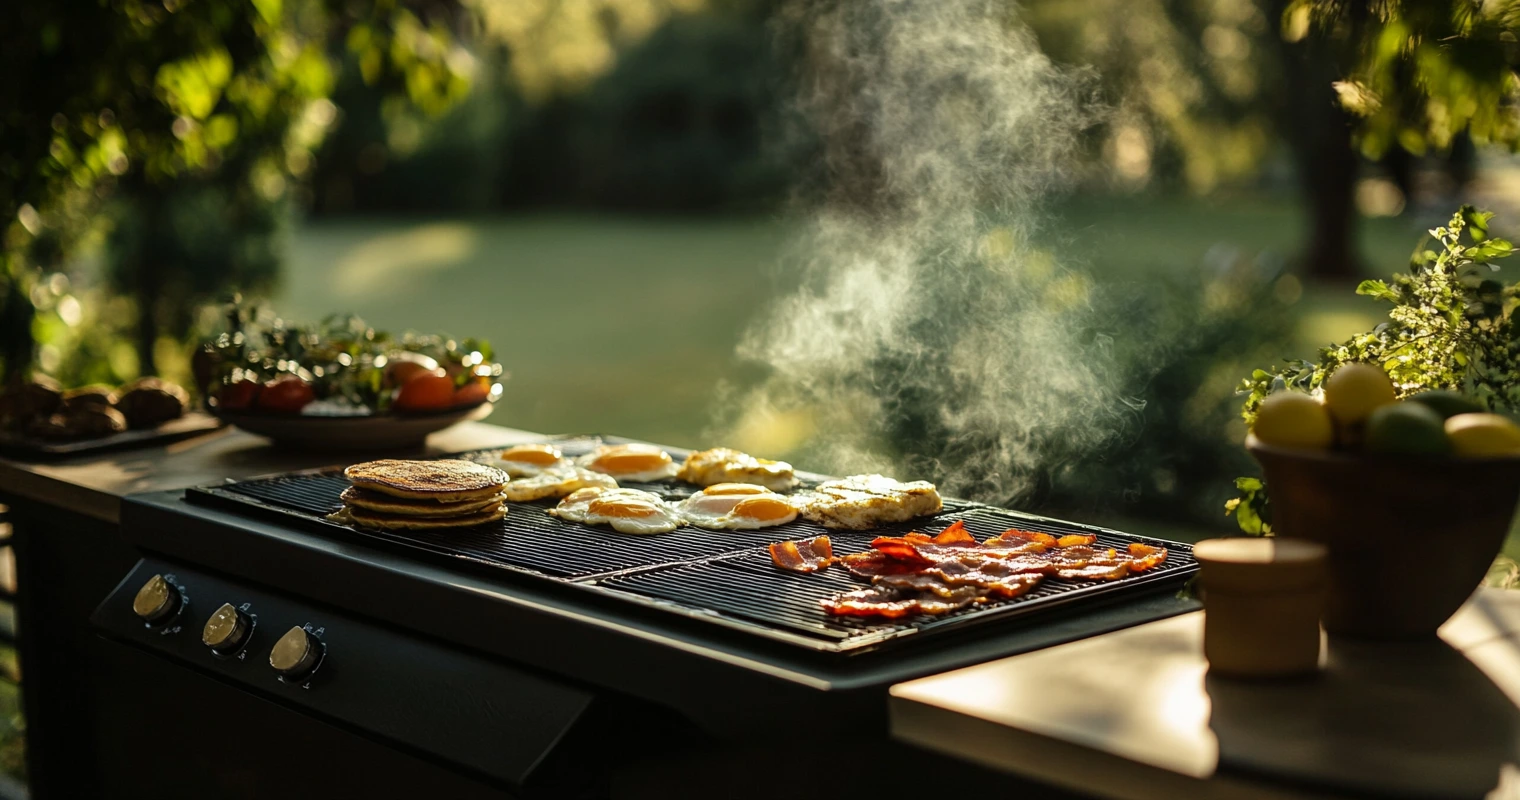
[270,626,322,678]
[202,603,251,653]
[132,574,181,625]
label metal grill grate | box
[187,439,1196,652]
[213,471,831,578]
[598,507,1194,642]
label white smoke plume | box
[726,0,1149,505]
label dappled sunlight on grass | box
[274,199,1448,471]
[332,222,480,299]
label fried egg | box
[678,483,798,530]
[486,443,571,478]
[548,487,684,534]
[675,447,799,491]
[579,443,678,483]
[502,466,618,502]
[797,474,943,530]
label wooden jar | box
[1195,537,1328,678]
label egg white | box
[502,466,617,502]
[578,443,678,483]
[549,487,683,534]
[678,486,798,530]
[487,444,571,478]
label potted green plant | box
[1230,207,1520,638]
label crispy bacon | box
[811,520,1171,616]
[929,520,980,546]
[995,529,1058,547]
[1057,562,1130,581]
[768,536,836,573]
[876,566,1043,599]
[1127,542,1168,572]
[821,586,983,618]
[840,550,931,577]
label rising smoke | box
[725,0,1150,505]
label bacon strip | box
[930,520,979,546]
[1126,542,1168,572]
[1057,562,1130,581]
[995,529,1057,547]
[820,586,983,618]
[791,520,1173,617]
[768,536,836,573]
[840,550,930,577]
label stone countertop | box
[891,589,1520,800]
[0,422,539,524]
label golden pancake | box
[344,459,507,501]
[345,504,506,531]
[339,486,504,517]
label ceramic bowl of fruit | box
[1247,363,1520,639]
[198,311,503,451]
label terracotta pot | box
[1247,435,1520,639]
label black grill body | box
[96,437,1199,797]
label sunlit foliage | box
[0,0,471,380]
[468,0,708,101]
[1025,0,1281,193]
[1288,0,1520,158]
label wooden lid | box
[1194,537,1327,593]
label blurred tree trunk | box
[130,188,167,377]
[0,258,35,383]
[1270,0,1363,281]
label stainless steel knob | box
[269,626,322,678]
[202,603,251,653]
[132,574,181,625]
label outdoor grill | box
[85,434,1199,798]
[185,437,1196,653]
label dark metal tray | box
[0,412,224,458]
[185,437,1196,654]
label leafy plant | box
[1228,205,1517,533]
[199,299,501,413]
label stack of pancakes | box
[336,459,508,530]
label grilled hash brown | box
[798,474,942,529]
[344,459,507,501]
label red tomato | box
[385,360,442,388]
[394,374,455,412]
[216,380,261,411]
[257,376,315,414]
[452,381,489,408]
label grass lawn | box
[277,196,1424,451]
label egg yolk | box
[561,488,604,505]
[732,497,795,521]
[502,444,562,465]
[593,449,671,474]
[588,498,663,518]
[702,483,768,496]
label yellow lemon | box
[1323,363,1397,426]
[1252,391,1334,450]
[1445,413,1520,458]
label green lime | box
[1365,402,1452,456]
[1406,389,1485,420]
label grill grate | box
[598,507,1193,642]
[188,438,1195,652]
[215,471,830,578]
